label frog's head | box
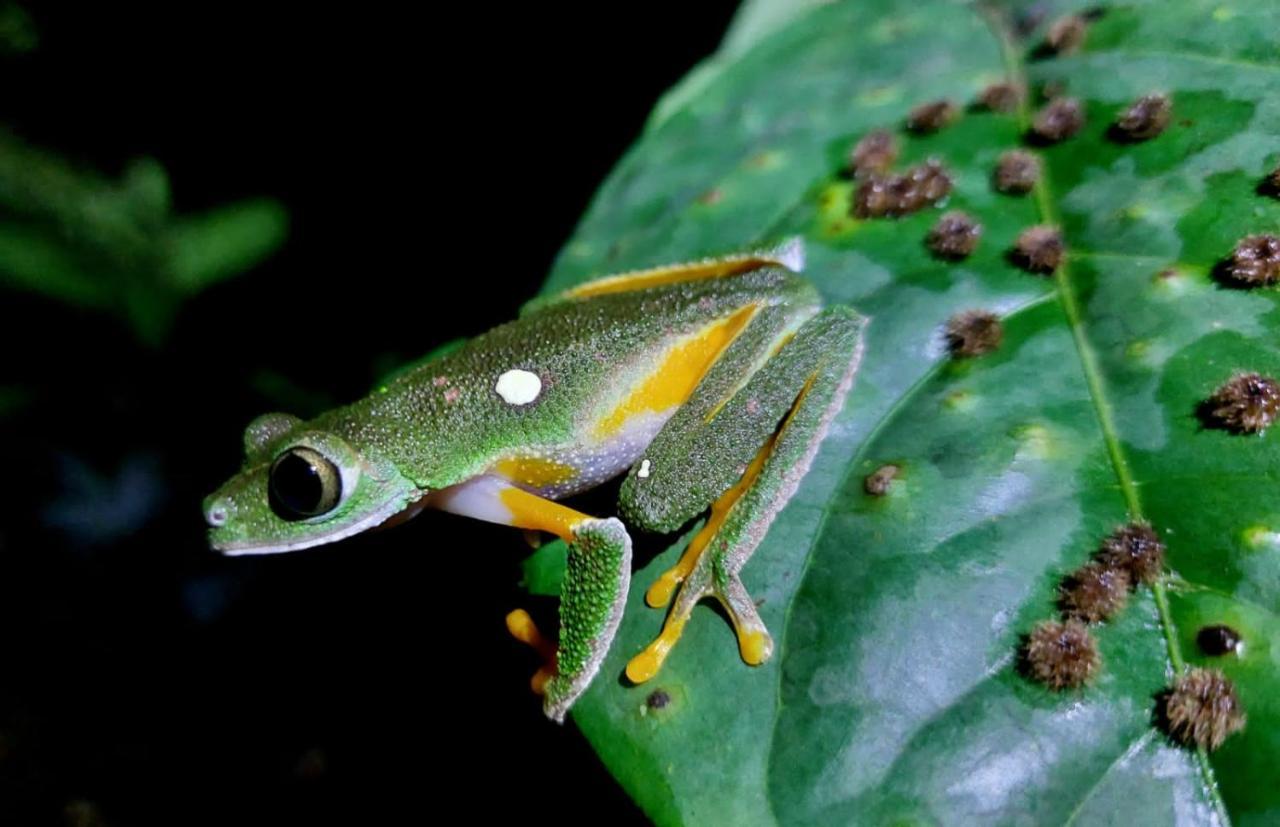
[203,412,422,555]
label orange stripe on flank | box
[593,304,758,439]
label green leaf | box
[169,198,288,293]
[537,1,1280,824]
[0,221,110,308]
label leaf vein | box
[983,8,1234,825]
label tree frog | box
[204,239,865,721]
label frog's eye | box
[269,446,343,520]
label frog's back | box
[319,265,817,490]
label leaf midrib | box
[984,6,1231,825]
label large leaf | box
[531,1,1280,824]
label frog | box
[203,238,865,721]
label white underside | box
[431,409,673,526]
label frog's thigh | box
[528,237,805,311]
[433,476,632,722]
[623,307,866,683]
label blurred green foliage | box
[0,127,287,344]
[0,1,35,55]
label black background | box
[1,3,739,824]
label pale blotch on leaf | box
[856,84,903,107]
[745,150,784,171]
[1242,524,1280,550]
[1151,265,1205,297]
[1012,423,1055,460]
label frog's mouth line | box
[211,493,423,556]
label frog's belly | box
[493,409,671,500]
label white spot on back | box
[496,369,542,405]
[638,459,651,479]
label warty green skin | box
[206,265,821,553]
[204,246,866,720]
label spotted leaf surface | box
[534,1,1280,824]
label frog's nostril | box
[205,502,228,527]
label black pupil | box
[270,451,330,519]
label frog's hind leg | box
[620,307,866,683]
[430,476,632,722]
[522,237,804,314]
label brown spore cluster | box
[906,100,959,133]
[863,464,900,496]
[994,150,1041,194]
[1204,372,1280,434]
[1023,619,1099,690]
[848,130,898,178]
[944,309,1002,357]
[979,81,1023,113]
[1097,521,1166,585]
[853,160,953,218]
[927,211,982,260]
[1045,14,1088,54]
[1161,668,1246,751]
[1024,519,1169,692]
[1113,93,1171,142]
[1222,233,1280,286]
[1012,225,1064,274]
[1058,562,1130,623]
[1263,165,1280,198]
[645,689,672,710]
[1031,97,1085,143]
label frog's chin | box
[211,495,421,556]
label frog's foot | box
[542,516,632,722]
[506,608,556,695]
[626,441,776,684]
[434,477,633,722]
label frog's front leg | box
[619,307,865,682]
[432,476,632,722]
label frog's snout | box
[203,496,229,528]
